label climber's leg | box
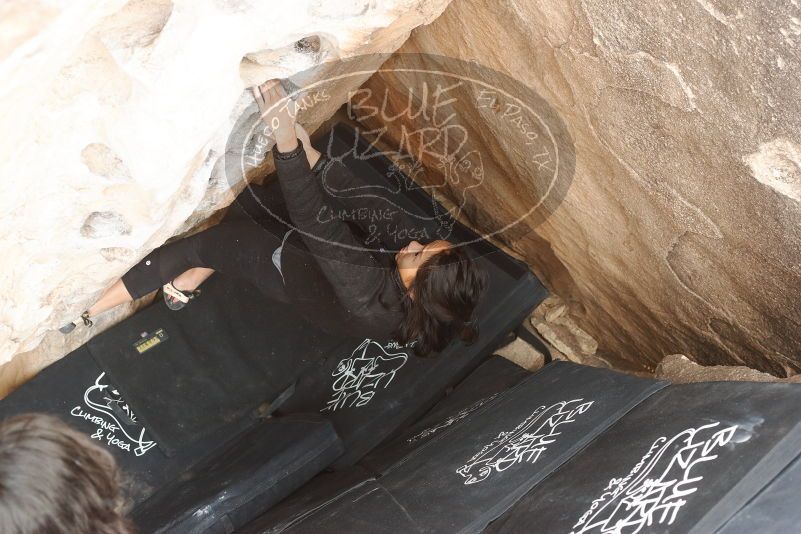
[63,259,214,333]
[120,219,290,304]
[60,217,290,333]
[86,279,133,317]
[60,236,210,332]
[119,235,208,302]
[186,219,291,303]
[58,276,135,333]
[84,261,213,319]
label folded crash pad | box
[242,357,531,533]
[486,381,801,534]
[131,414,343,534]
[375,362,666,533]
[237,467,376,534]
[359,355,532,474]
[86,273,339,455]
[263,479,419,534]
[240,362,666,533]
[0,346,343,533]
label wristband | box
[311,154,328,176]
[271,139,303,160]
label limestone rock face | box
[0,0,452,369]
[362,0,801,375]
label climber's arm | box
[272,139,390,321]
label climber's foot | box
[162,281,200,311]
[59,311,93,334]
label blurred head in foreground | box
[0,413,134,534]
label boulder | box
[0,0,452,391]
[356,0,801,376]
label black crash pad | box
[716,453,801,533]
[486,381,801,534]
[131,414,343,534]
[86,273,341,455]
[0,345,194,505]
[240,362,666,533]
[375,362,665,533]
[0,345,343,532]
[360,355,532,474]
[264,479,419,534]
[241,357,531,533]
[237,467,376,534]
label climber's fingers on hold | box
[252,79,283,110]
[266,83,280,104]
[251,86,264,107]
[262,79,281,101]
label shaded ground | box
[497,295,801,384]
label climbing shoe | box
[162,281,200,311]
[59,311,93,334]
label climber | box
[60,79,487,357]
[0,413,134,533]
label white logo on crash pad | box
[457,398,593,485]
[408,393,500,445]
[322,338,409,412]
[69,372,157,457]
[571,422,738,534]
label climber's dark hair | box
[395,245,487,357]
[0,413,134,534]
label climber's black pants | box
[121,185,292,303]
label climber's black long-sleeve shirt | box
[271,139,407,340]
